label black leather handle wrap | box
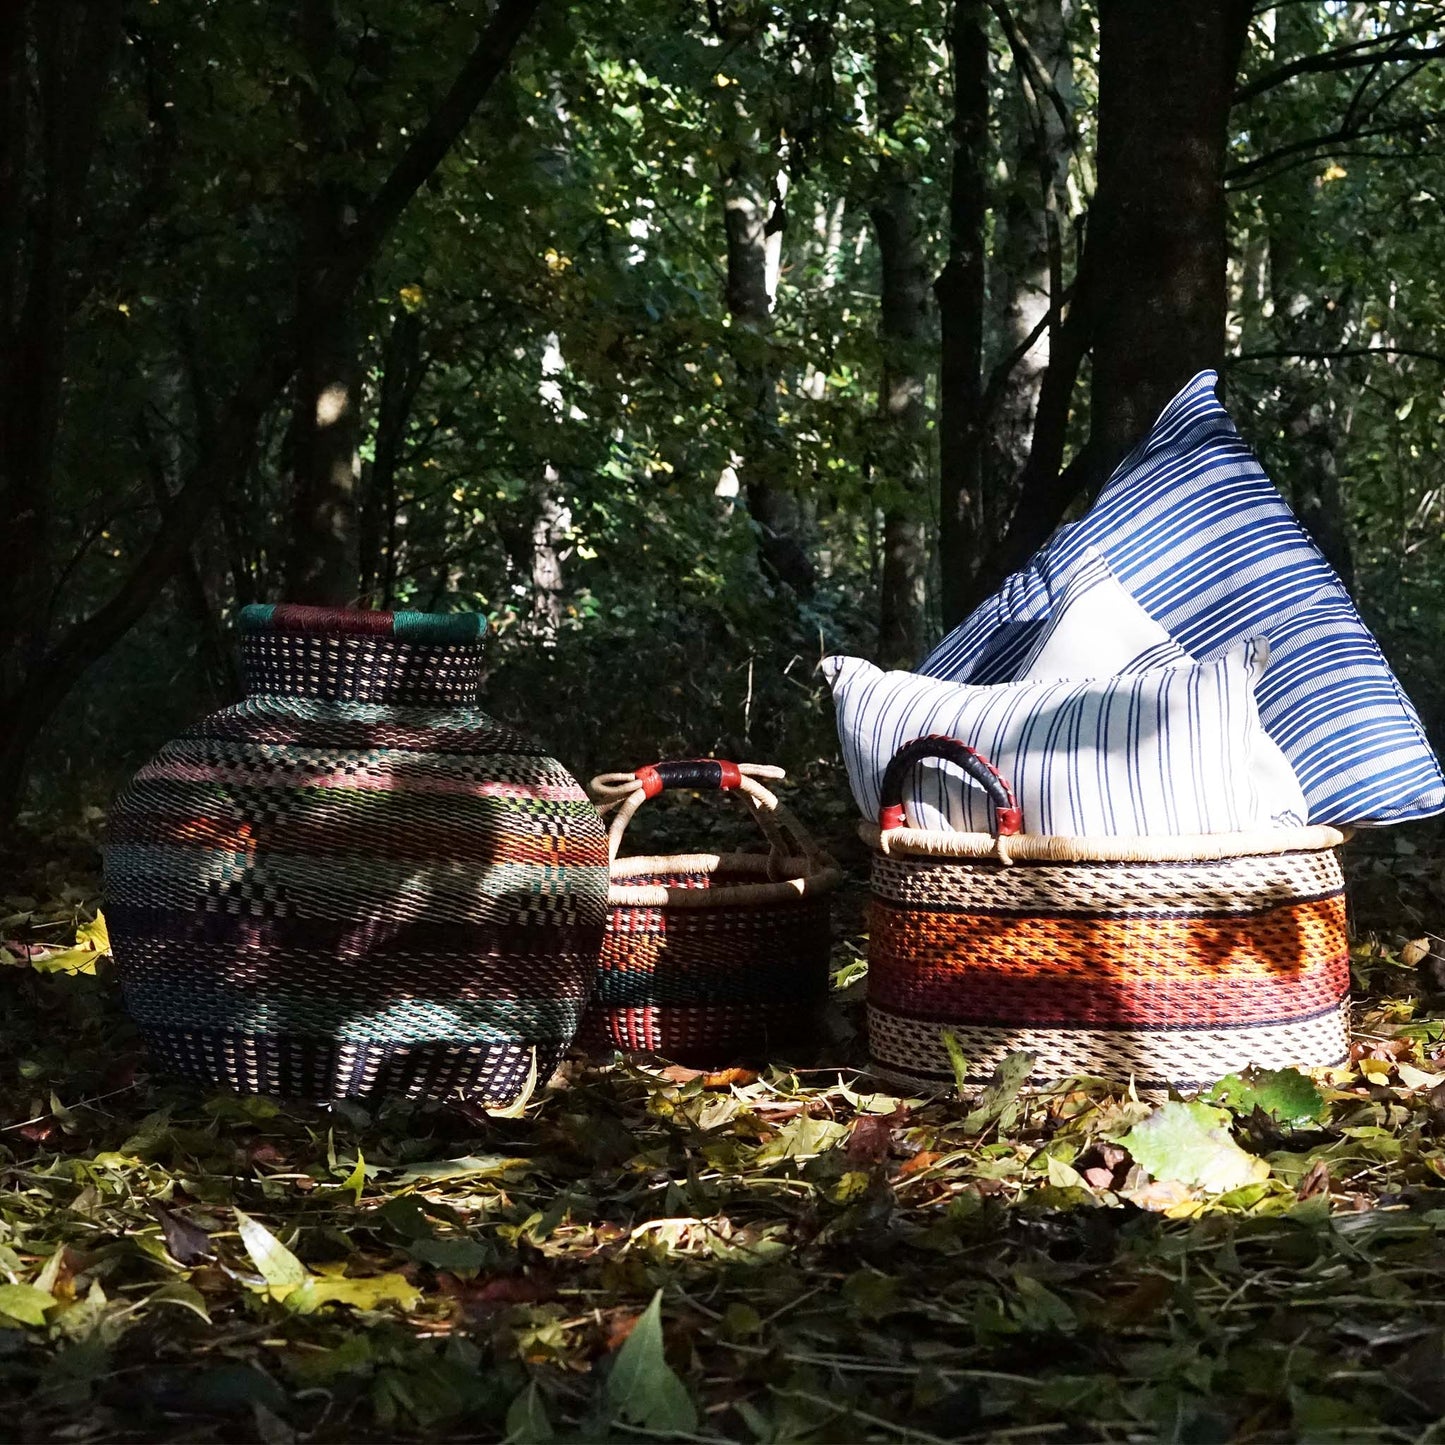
[654,760,729,791]
[877,735,1022,835]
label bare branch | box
[1236,20,1445,104]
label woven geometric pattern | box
[866,835,1350,1091]
[871,848,1344,915]
[105,609,607,1105]
[867,1003,1351,1093]
[241,633,485,706]
[587,859,834,1066]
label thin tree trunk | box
[359,309,425,606]
[1266,7,1354,591]
[982,0,1074,563]
[0,1,122,703]
[966,0,1250,612]
[872,14,931,666]
[284,0,362,605]
[935,0,991,629]
[722,159,815,595]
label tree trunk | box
[1265,7,1354,592]
[0,1,121,703]
[966,0,1250,610]
[872,13,931,666]
[982,0,1074,563]
[1088,0,1251,455]
[722,159,815,595]
[935,0,991,629]
[359,309,425,607]
[284,0,362,605]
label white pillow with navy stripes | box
[1014,547,1307,826]
[1016,547,1189,680]
[825,642,1309,837]
[917,369,1444,825]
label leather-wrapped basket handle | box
[589,759,828,870]
[634,759,743,797]
[878,735,1023,837]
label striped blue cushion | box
[825,643,1309,836]
[918,369,1444,825]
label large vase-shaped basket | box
[584,760,844,1067]
[865,737,1351,1093]
[103,603,610,1105]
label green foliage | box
[1118,1101,1272,1194]
[605,1290,699,1434]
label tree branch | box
[1230,345,1445,366]
[1226,110,1445,182]
[1235,20,1445,104]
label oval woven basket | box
[864,736,1351,1094]
[585,760,843,1067]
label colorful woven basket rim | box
[859,821,1349,863]
[239,603,488,645]
[609,850,844,909]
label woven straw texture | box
[104,611,608,1105]
[867,833,1350,1092]
[583,766,842,1066]
[587,856,836,1065]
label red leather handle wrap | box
[635,759,743,799]
[877,735,1022,836]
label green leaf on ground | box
[939,1029,969,1094]
[0,1284,54,1327]
[235,1210,308,1295]
[1207,1067,1328,1125]
[606,1290,698,1434]
[505,1381,555,1443]
[964,1051,1035,1133]
[1120,1101,1270,1193]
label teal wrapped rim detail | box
[239,603,488,644]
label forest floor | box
[2,796,1445,1443]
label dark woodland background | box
[3,0,1445,818]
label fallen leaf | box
[0,1283,54,1327]
[1296,1158,1332,1200]
[234,1210,308,1295]
[606,1289,698,1434]
[1119,1101,1269,1193]
[1208,1068,1327,1126]
[152,1202,214,1266]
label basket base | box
[138,1026,559,1106]
[867,1003,1351,1095]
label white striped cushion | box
[918,369,1444,825]
[1017,547,1190,680]
[825,642,1309,837]
[1014,548,1307,827]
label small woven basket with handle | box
[865,736,1351,1094]
[585,760,844,1067]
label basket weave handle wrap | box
[878,735,1023,838]
[635,759,743,797]
[589,761,827,868]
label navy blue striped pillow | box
[918,370,1443,826]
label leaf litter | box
[0,822,1442,1439]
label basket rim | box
[859,820,1348,863]
[608,849,844,909]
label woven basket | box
[103,603,610,1106]
[864,736,1351,1093]
[583,760,844,1066]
